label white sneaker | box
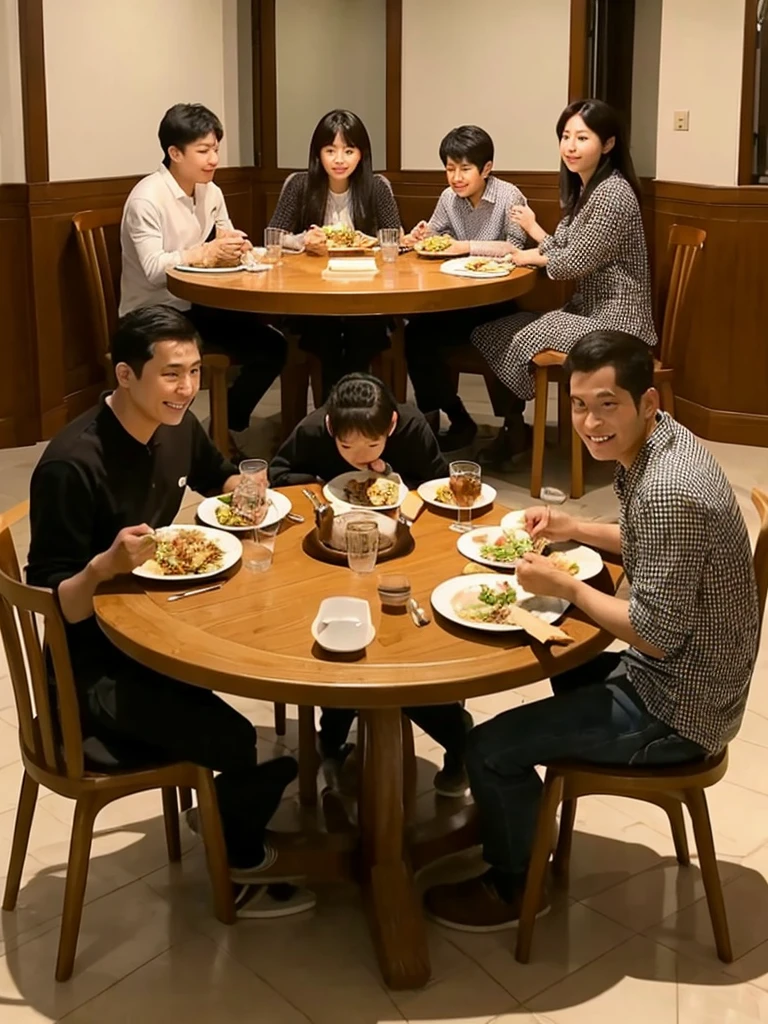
[234,883,316,919]
[184,809,304,885]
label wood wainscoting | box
[2,168,767,448]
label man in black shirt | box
[27,306,313,919]
[270,374,471,797]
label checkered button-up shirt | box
[427,175,528,249]
[617,414,760,753]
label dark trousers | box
[466,652,706,880]
[186,304,287,432]
[295,315,390,402]
[319,702,468,761]
[405,301,519,419]
[79,649,295,869]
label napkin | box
[400,491,424,523]
[505,605,573,645]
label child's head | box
[325,374,397,470]
[438,125,494,201]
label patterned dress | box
[471,170,657,401]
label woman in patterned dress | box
[471,99,657,467]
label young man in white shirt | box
[120,103,286,444]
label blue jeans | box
[465,652,706,879]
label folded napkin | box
[505,605,573,645]
[400,491,424,523]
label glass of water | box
[449,460,482,532]
[242,522,280,573]
[346,520,379,574]
[377,228,400,263]
[263,227,285,265]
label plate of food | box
[133,525,242,581]
[418,477,497,511]
[413,235,454,258]
[196,489,293,532]
[322,225,379,253]
[440,256,513,279]
[323,471,407,512]
[174,263,247,274]
[456,526,603,580]
[430,574,568,633]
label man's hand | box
[91,525,157,581]
[304,225,328,256]
[515,552,575,601]
[204,235,246,266]
[524,506,576,542]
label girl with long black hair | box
[269,110,401,398]
[469,99,657,467]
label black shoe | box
[438,419,478,452]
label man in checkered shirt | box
[426,329,760,932]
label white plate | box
[430,574,568,633]
[133,525,242,582]
[323,471,407,512]
[457,525,604,580]
[196,489,293,533]
[440,257,511,279]
[500,509,527,531]
[417,477,497,512]
[174,264,247,274]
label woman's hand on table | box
[506,246,547,267]
[304,226,328,256]
[515,552,576,601]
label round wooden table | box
[94,486,621,990]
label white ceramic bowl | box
[311,597,376,652]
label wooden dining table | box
[93,485,622,990]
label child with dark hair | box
[269,374,471,797]
[403,125,530,450]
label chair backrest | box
[72,208,123,373]
[752,489,768,638]
[658,223,707,369]
[0,504,84,781]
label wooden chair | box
[516,487,768,966]
[72,209,287,737]
[530,223,707,499]
[0,502,235,981]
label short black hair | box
[111,306,201,378]
[158,103,223,168]
[564,330,654,408]
[326,373,397,440]
[439,125,494,170]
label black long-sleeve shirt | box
[269,402,448,490]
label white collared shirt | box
[119,163,233,314]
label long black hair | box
[556,99,641,217]
[300,110,377,236]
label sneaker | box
[425,871,550,932]
[234,882,317,919]
[438,418,478,452]
[433,760,470,798]
[184,810,305,885]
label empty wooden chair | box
[516,487,768,965]
[530,223,707,499]
[0,502,235,981]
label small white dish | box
[326,258,379,274]
[311,597,376,653]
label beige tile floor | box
[0,375,766,1023]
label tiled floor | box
[0,376,767,1023]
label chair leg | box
[161,786,182,863]
[530,366,549,499]
[557,381,570,447]
[684,787,733,963]
[570,423,584,499]
[656,796,690,866]
[195,770,236,925]
[2,771,39,911]
[552,797,577,883]
[56,794,100,982]
[208,366,230,457]
[274,702,287,737]
[298,705,318,807]
[515,771,563,964]
[178,787,193,813]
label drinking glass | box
[346,520,379,574]
[449,460,482,532]
[378,228,400,263]
[242,522,280,573]
[234,458,269,524]
[263,227,285,265]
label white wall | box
[42,0,250,181]
[656,0,746,185]
[275,0,386,169]
[631,0,662,178]
[0,0,25,183]
[401,0,570,171]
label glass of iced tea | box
[449,460,482,532]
